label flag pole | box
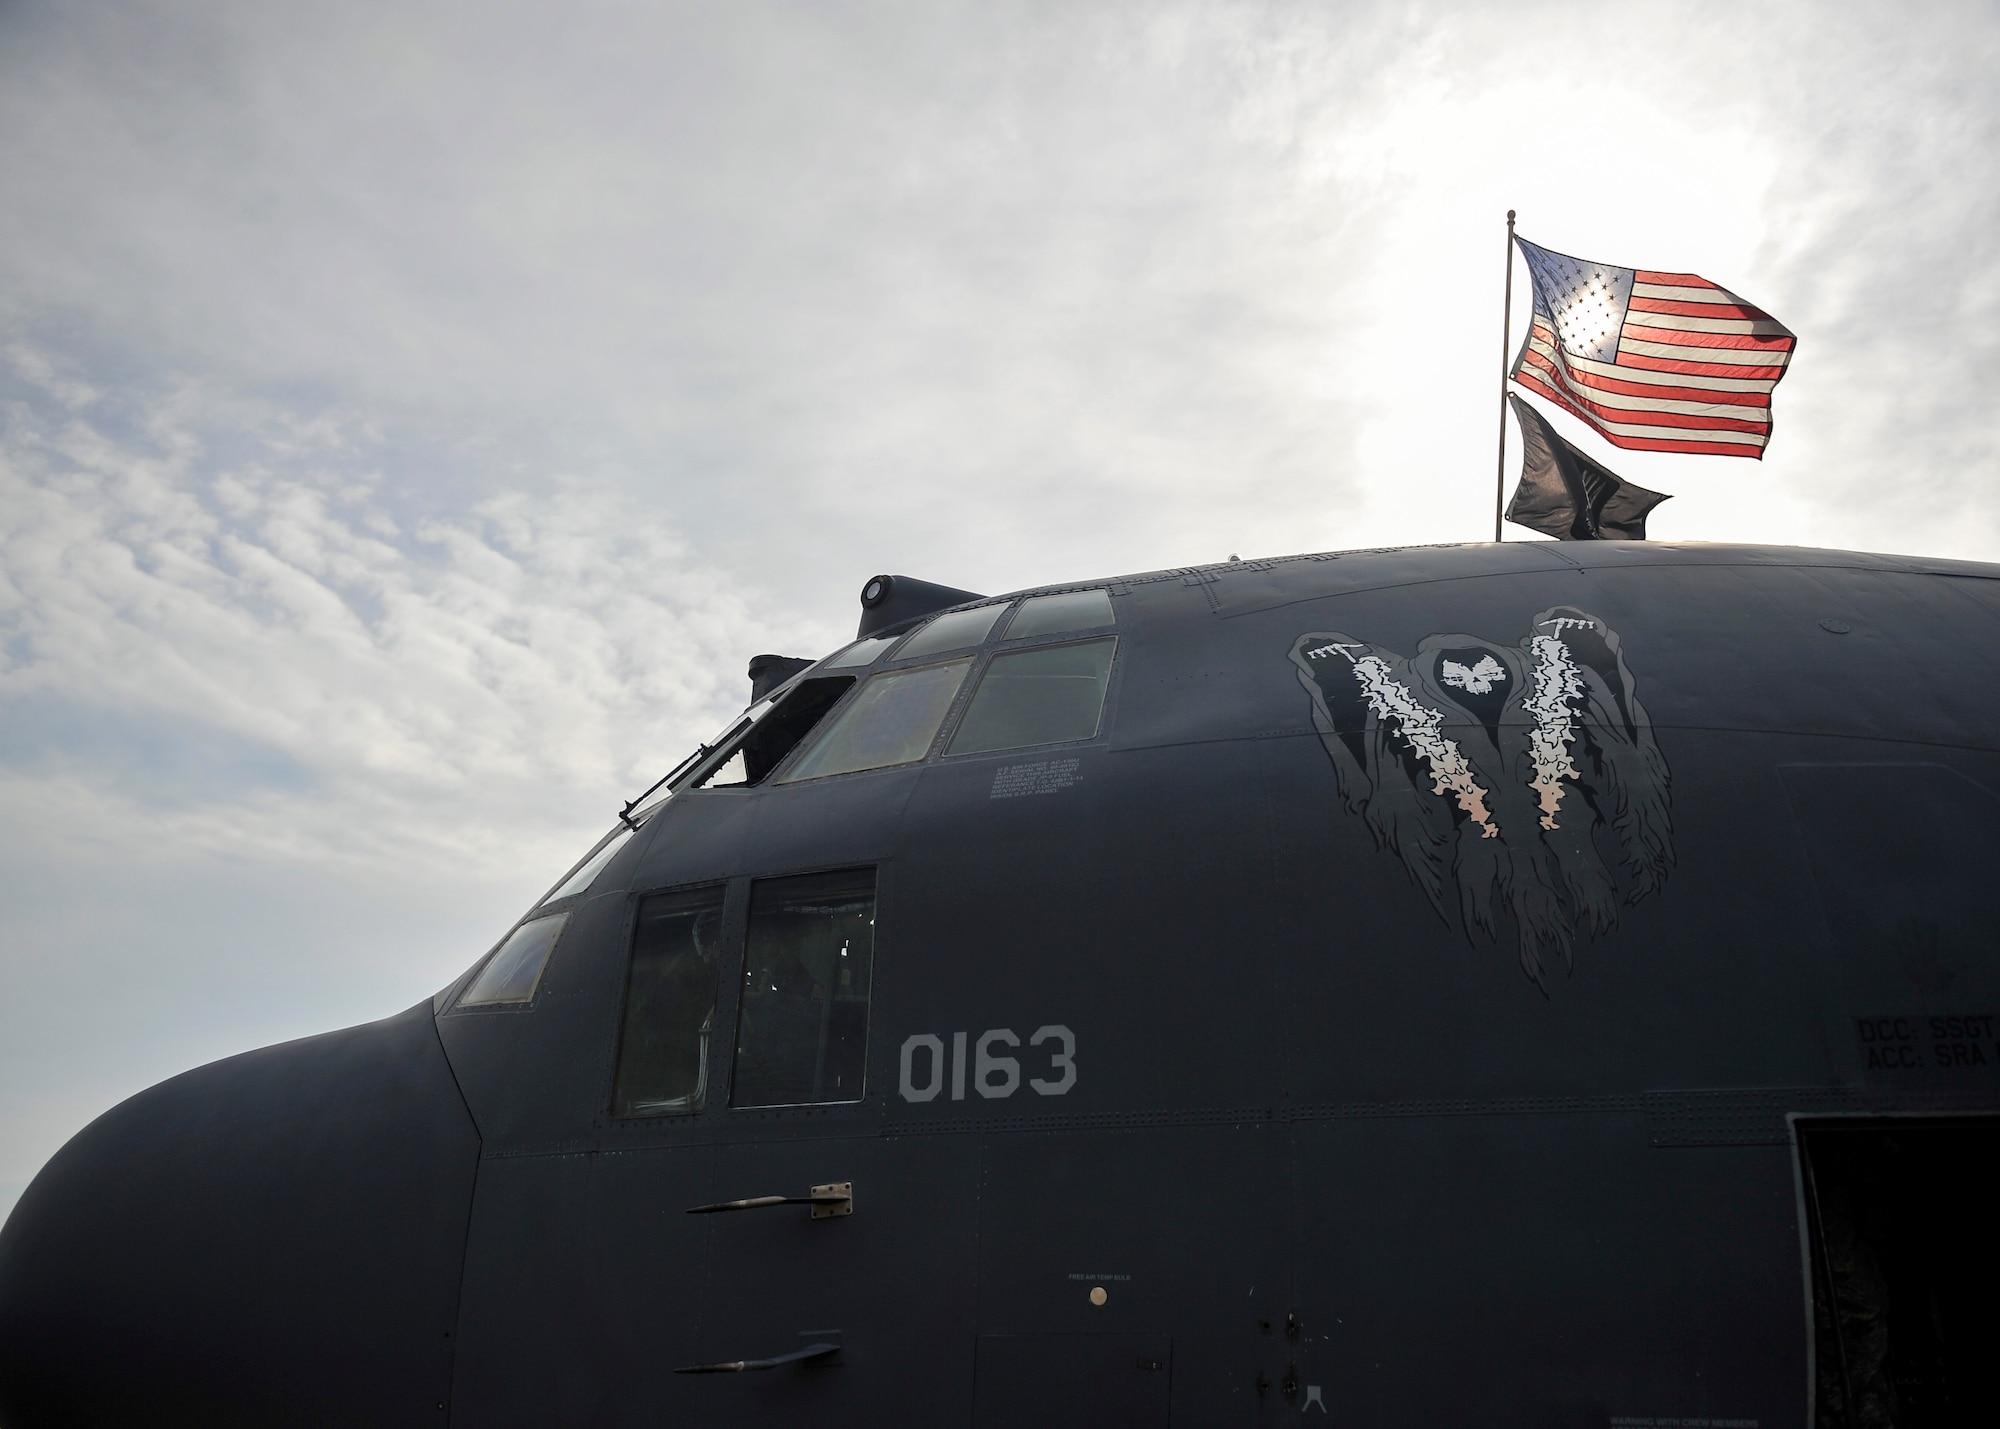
[1493,208,1516,542]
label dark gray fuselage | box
[4,539,1998,1427]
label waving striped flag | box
[1510,236,1796,458]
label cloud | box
[0,348,833,875]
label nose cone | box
[0,1001,480,1427]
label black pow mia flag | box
[1506,394,1670,541]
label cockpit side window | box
[775,660,971,783]
[946,636,1117,757]
[457,913,570,1008]
[731,868,876,1108]
[610,884,728,1117]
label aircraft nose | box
[0,1001,480,1428]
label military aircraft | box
[1,540,1996,1427]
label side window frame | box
[598,861,893,1124]
[729,864,881,1110]
[600,877,745,1121]
[445,910,575,1017]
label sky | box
[3,0,1998,1222]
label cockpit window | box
[822,634,899,669]
[946,637,1117,757]
[893,603,1008,661]
[610,885,727,1116]
[458,913,570,1008]
[695,676,855,788]
[1003,588,1114,640]
[732,868,876,1107]
[776,660,971,783]
[542,828,633,904]
[622,677,859,801]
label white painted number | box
[899,1033,945,1102]
[1028,1024,1076,1095]
[975,1029,1020,1098]
[898,1025,1077,1102]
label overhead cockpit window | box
[732,869,876,1107]
[542,828,633,905]
[777,660,971,783]
[695,676,855,788]
[893,603,1008,661]
[947,637,1117,757]
[458,913,570,1008]
[822,634,899,669]
[1003,588,1114,640]
[610,885,727,1116]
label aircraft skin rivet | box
[1089,1286,1108,1306]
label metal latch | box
[809,1182,853,1219]
[685,1181,853,1218]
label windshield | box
[777,660,971,783]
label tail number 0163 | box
[899,1026,1076,1102]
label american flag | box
[1510,236,1796,458]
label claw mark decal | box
[1345,649,1499,838]
[1289,607,1673,989]
[1523,634,1584,829]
